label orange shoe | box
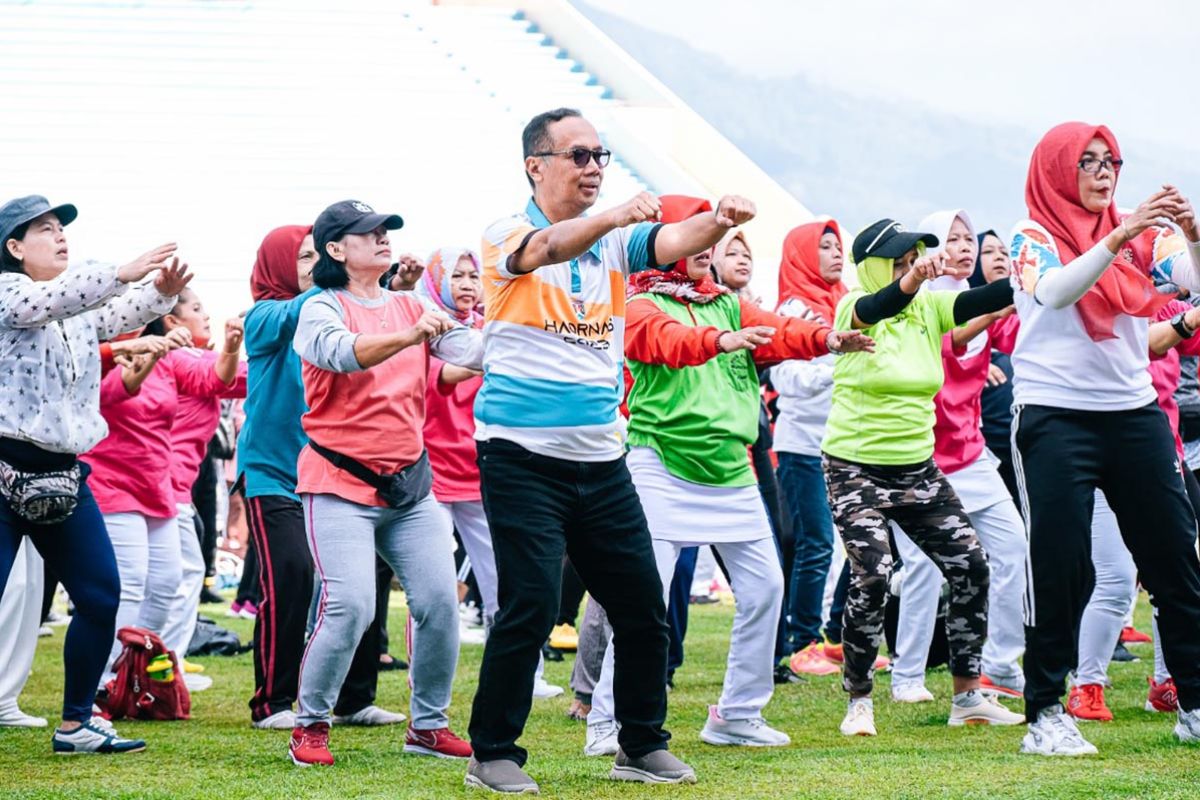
[1120,625,1152,644]
[979,674,1023,699]
[1146,677,1179,713]
[788,643,840,676]
[816,642,888,671]
[1067,683,1114,722]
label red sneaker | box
[817,642,888,671]
[789,643,840,676]
[403,726,472,759]
[289,723,334,766]
[1067,683,1114,722]
[1120,626,1152,644]
[1146,677,1179,713]
[979,674,1023,699]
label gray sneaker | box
[610,748,697,784]
[464,757,539,794]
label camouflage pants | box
[823,455,990,696]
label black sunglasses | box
[533,147,611,168]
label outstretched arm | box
[651,196,756,266]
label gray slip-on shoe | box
[609,747,697,784]
[464,756,540,794]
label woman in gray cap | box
[0,194,191,755]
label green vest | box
[626,293,761,487]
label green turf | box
[1,594,1195,799]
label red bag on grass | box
[99,626,191,721]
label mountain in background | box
[574,1,1200,238]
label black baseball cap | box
[313,200,403,253]
[0,195,78,248]
[852,218,938,263]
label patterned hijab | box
[416,247,483,327]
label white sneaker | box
[699,705,790,746]
[840,698,876,737]
[332,705,407,726]
[52,718,146,755]
[1176,707,1200,743]
[459,602,483,627]
[1020,704,1098,756]
[948,691,1024,726]
[532,677,564,699]
[183,674,213,693]
[459,621,486,645]
[584,719,621,756]
[0,708,48,728]
[252,709,297,730]
[38,625,53,637]
[891,683,934,703]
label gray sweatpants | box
[297,492,459,729]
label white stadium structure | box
[1,0,814,322]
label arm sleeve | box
[952,280,1015,325]
[737,298,831,364]
[292,293,363,373]
[853,278,916,325]
[0,263,128,329]
[624,297,722,368]
[1032,240,1117,309]
[243,288,321,358]
[93,281,177,340]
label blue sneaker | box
[53,717,146,755]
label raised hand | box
[1119,187,1180,242]
[826,330,875,353]
[717,325,776,353]
[153,257,194,296]
[901,251,948,292]
[411,310,457,343]
[117,243,177,284]
[165,327,193,349]
[1160,184,1198,242]
[610,192,662,228]
[714,195,756,228]
[222,317,244,353]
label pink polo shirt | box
[1149,300,1200,461]
[933,315,1019,475]
[295,292,430,507]
[424,358,483,503]
[169,349,247,504]
[84,349,238,519]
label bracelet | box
[715,331,729,353]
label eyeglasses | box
[533,147,611,168]
[1078,156,1123,175]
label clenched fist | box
[715,196,756,228]
[610,192,662,228]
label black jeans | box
[468,439,670,765]
[243,493,381,721]
[1014,403,1200,719]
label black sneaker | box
[774,663,806,685]
[541,642,564,662]
[199,587,225,605]
[1112,642,1140,663]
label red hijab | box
[626,195,730,303]
[250,225,312,302]
[1026,122,1169,340]
[776,219,846,323]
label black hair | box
[142,291,190,336]
[313,249,349,289]
[1,220,31,273]
[522,107,582,189]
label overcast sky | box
[576,0,1199,156]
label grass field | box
[2,593,1196,800]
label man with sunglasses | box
[464,107,755,794]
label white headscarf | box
[918,208,975,293]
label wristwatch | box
[1171,312,1195,340]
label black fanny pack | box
[0,459,82,525]
[309,442,432,512]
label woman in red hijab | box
[1009,121,1200,755]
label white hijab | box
[918,208,975,294]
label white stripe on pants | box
[297,492,459,729]
[104,511,182,684]
[160,503,205,659]
[892,451,1027,687]
[590,536,783,723]
[1076,490,1135,685]
[0,539,43,718]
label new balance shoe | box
[332,705,406,726]
[1120,625,1152,644]
[891,682,935,703]
[404,726,472,759]
[840,698,876,736]
[465,756,539,794]
[532,677,564,699]
[289,722,333,766]
[610,748,696,784]
[1067,683,1113,722]
[699,705,790,746]
[584,719,620,756]
[1146,677,1179,713]
[979,673,1024,699]
[788,643,840,676]
[52,717,146,755]
[948,691,1024,726]
[1020,704,1098,756]
[1175,707,1200,743]
[253,709,297,730]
